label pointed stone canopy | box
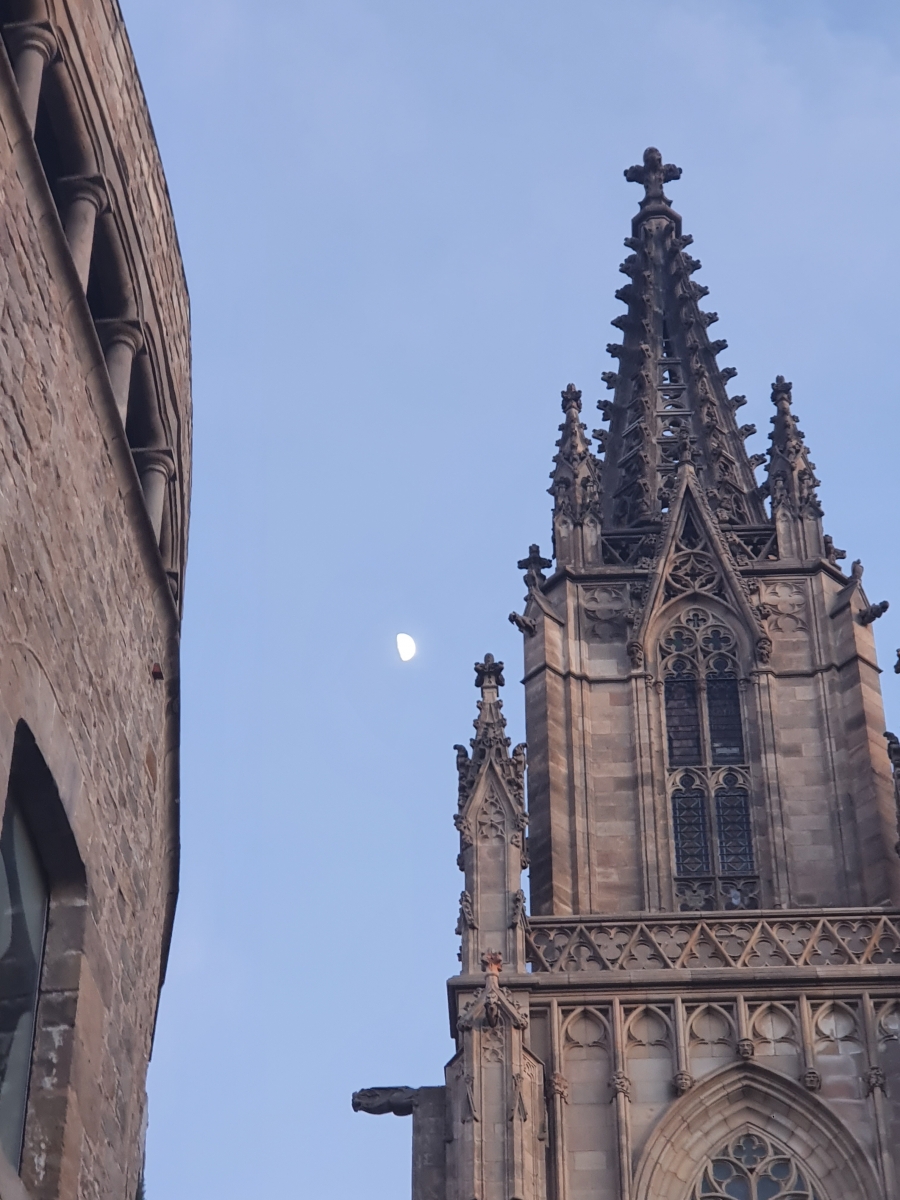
[454,655,526,809]
[595,148,768,532]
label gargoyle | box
[351,1087,420,1116]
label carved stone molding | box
[525,911,900,974]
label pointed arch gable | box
[633,468,765,659]
[632,1061,881,1200]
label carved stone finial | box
[475,654,505,692]
[517,544,552,592]
[561,382,582,412]
[624,146,682,206]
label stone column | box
[57,176,108,290]
[4,23,57,132]
[94,320,143,423]
[131,448,174,542]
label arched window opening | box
[671,772,710,877]
[660,608,758,912]
[0,759,47,1169]
[693,1132,822,1199]
[707,655,744,765]
[0,723,85,1178]
[715,773,753,877]
[664,662,701,766]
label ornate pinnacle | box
[624,146,682,207]
[765,374,822,519]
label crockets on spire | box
[548,384,603,568]
[763,376,821,518]
[454,655,526,810]
[593,147,767,533]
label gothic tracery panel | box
[692,1133,823,1199]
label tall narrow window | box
[715,773,754,876]
[0,800,47,1167]
[665,663,702,767]
[659,608,758,911]
[671,773,711,877]
[707,656,744,765]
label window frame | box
[658,607,759,912]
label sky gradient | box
[116,2,900,1195]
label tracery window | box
[660,608,758,912]
[693,1133,822,1199]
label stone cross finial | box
[475,654,505,692]
[517,544,552,591]
[561,382,582,412]
[624,146,682,204]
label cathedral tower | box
[354,150,900,1200]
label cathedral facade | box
[354,151,900,1200]
[0,1,189,1197]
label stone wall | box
[0,0,190,1195]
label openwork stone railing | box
[525,911,900,973]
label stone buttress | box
[353,150,900,1200]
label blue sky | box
[117,2,900,1195]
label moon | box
[396,633,416,662]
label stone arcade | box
[354,151,900,1200]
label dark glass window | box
[0,802,47,1168]
[665,667,702,767]
[671,773,711,877]
[715,773,755,876]
[707,658,745,765]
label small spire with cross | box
[624,146,682,208]
[517,544,552,592]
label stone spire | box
[761,375,825,560]
[595,147,768,532]
[548,383,603,568]
[453,655,527,975]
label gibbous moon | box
[396,633,417,662]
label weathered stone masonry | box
[0,1,190,1197]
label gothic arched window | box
[660,608,758,912]
[693,1133,822,1199]
[0,797,47,1167]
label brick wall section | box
[0,1,190,1197]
